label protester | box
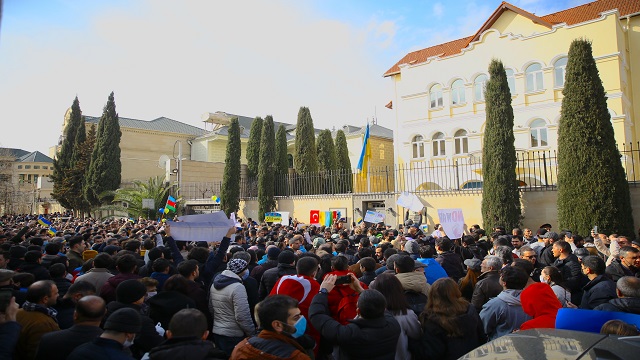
[16,280,60,360]
[519,282,561,330]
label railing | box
[181,147,640,200]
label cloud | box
[432,3,444,19]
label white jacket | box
[208,270,255,337]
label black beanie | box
[116,279,147,304]
[104,308,142,333]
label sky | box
[0,0,593,155]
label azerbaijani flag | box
[165,196,176,212]
[356,123,371,177]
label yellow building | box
[0,148,57,214]
[385,0,640,190]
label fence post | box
[543,152,548,188]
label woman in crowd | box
[540,266,571,307]
[458,258,481,301]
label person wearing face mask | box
[231,295,313,359]
[539,266,571,307]
[68,307,141,360]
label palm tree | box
[111,177,176,219]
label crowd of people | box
[0,213,639,360]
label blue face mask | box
[290,316,306,338]
[242,271,249,280]
[332,251,338,256]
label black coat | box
[580,275,617,310]
[470,271,502,312]
[436,251,465,282]
[538,245,555,267]
[259,263,296,300]
[553,254,587,304]
[147,337,226,360]
[148,291,197,329]
[105,302,164,358]
[309,293,401,360]
[35,324,103,360]
[605,259,637,282]
[68,337,134,360]
[16,262,51,281]
[409,304,487,360]
[594,297,640,314]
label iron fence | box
[181,147,640,200]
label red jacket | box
[520,282,561,330]
[322,270,368,325]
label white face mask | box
[146,291,157,299]
[540,275,547,284]
[123,335,135,348]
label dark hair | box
[331,255,349,271]
[424,278,469,337]
[49,263,66,278]
[163,275,190,295]
[147,247,164,262]
[394,255,415,274]
[369,273,409,315]
[435,237,453,251]
[500,266,529,290]
[359,257,376,272]
[357,247,373,260]
[335,240,349,253]
[188,247,209,263]
[68,236,84,248]
[256,295,299,331]
[115,254,137,273]
[542,266,567,288]
[511,259,534,275]
[29,237,44,247]
[582,255,605,275]
[44,242,61,255]
[554,240,572,254]
[177,259,199,277]
[383,247,398,260]
[357,290,387,319]
[67,280,97,296]
[169,309,209,337]
[93,253,112,269]
[494,236,510,247]
[601,319,640,336]
[418,245,434,259]
[26,280,55,303]
[461,235,475,246]
[152,258,171,273]
[296,257,318,277]
[13,272,35,288]
[124,240,141,252]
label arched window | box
[432,132,445,157]
[412,135,424,159]
[451,79,465,105]
[530,119,548,148]
[525,63,544,92]
[474,75,488,101]
[454,130,468,154]
[429,84,443,109]
[554,57,568,88]
[505,68,516,95]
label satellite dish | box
[158,155,170,168]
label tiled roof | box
[384,0,640,77]
[17,151,53,163]
[85,116,206,136]
[0,148,30,159]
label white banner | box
[171,212,234,242]
[436,208,465,239]
[364,210,385,224]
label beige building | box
[0,148,57,214]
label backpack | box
[335,286,360,325]
[404,290,428,315]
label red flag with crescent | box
[310,210,320,224]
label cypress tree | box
[221,117,241,216]
[335,129,352,193]
[258,116,276,222]
[72,124,96,215]
[51,96,83,209]
[67,115,86,212]
[557,39,634,235]
[275,124,289,175]
[294,107,319,174]
[481,59,521,231]
[246,117,263,179]
[84,91,122,207]
[316,129,337,172]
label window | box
[42,166,48,170]
[474,75,487,101]
[24,165,31,169]
[454,130,468,154]
[451,79,466,105]
[506,69,516,95]
[554,57,568,88]
[33,175,38,183]
[34,166,40,169]
[525,63,544,92]
[530,119,548,148]
[429,84,443,109]
[17,165,22,169]
[412,135,424,159]
[432,132,445,157]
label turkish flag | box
[310,210,320,224]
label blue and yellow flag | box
[38,216,56,236]
[356,123,371,176]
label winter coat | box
[15,309,60,360]
[409,304,486,360]
[538,245,555,267]
[605,258,637,282]
[396,271,431,297]
[358,271,377,286]
[594,297,640,314]
[553,254,586,304]
[550,284,571,307]
[75,268,113,293]
[580,275,617,310]
[148,291,196,329]
[99,272,142,303]
[479,289,531,340]
[52,278,72,298]
[230,330,311,360]
[16,262,50,281]
[471,271,502,312]
[436,251,465,282]
[259,264,297,300]
[68,337,134,360]
[250,259,278,284]
[392,310,421,360]
[185,280,212,328]
[105,302,164,357]
[35,324,103,360]
[309,292,401,360]
[209,270,255,338]
[519,282,561,330]
[150,272,171,291]
[0,321,20,360]
[66,250,84,272]
[147,337,227,360]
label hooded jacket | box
[519,282,561,330]
[396,271,431,297]
[594,297,640,314]
[479,289,531,340]
[209,270,255,338]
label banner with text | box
[437,208,465,239]
[364,210,385,224]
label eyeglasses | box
[522,255,537,258]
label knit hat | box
[227,259,248,274]
[104,308,142,333]
[267,247,281,260]
[278,250,296,265]
[9,246,27,259]
[0,269,15,283]
[82,250,98,260]
[116,279,147,304]
[313,237,325,249]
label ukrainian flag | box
[356,123,371,177]
[38,216,56,236]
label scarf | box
[22,301,58,322]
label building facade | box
[0,148,57,214]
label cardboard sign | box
[437,208,465,239]
[364,210,385,224]
[264,212,282,223]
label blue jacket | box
[416,257,448,285]
[479,289,531,340]
[580,275,617,310]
